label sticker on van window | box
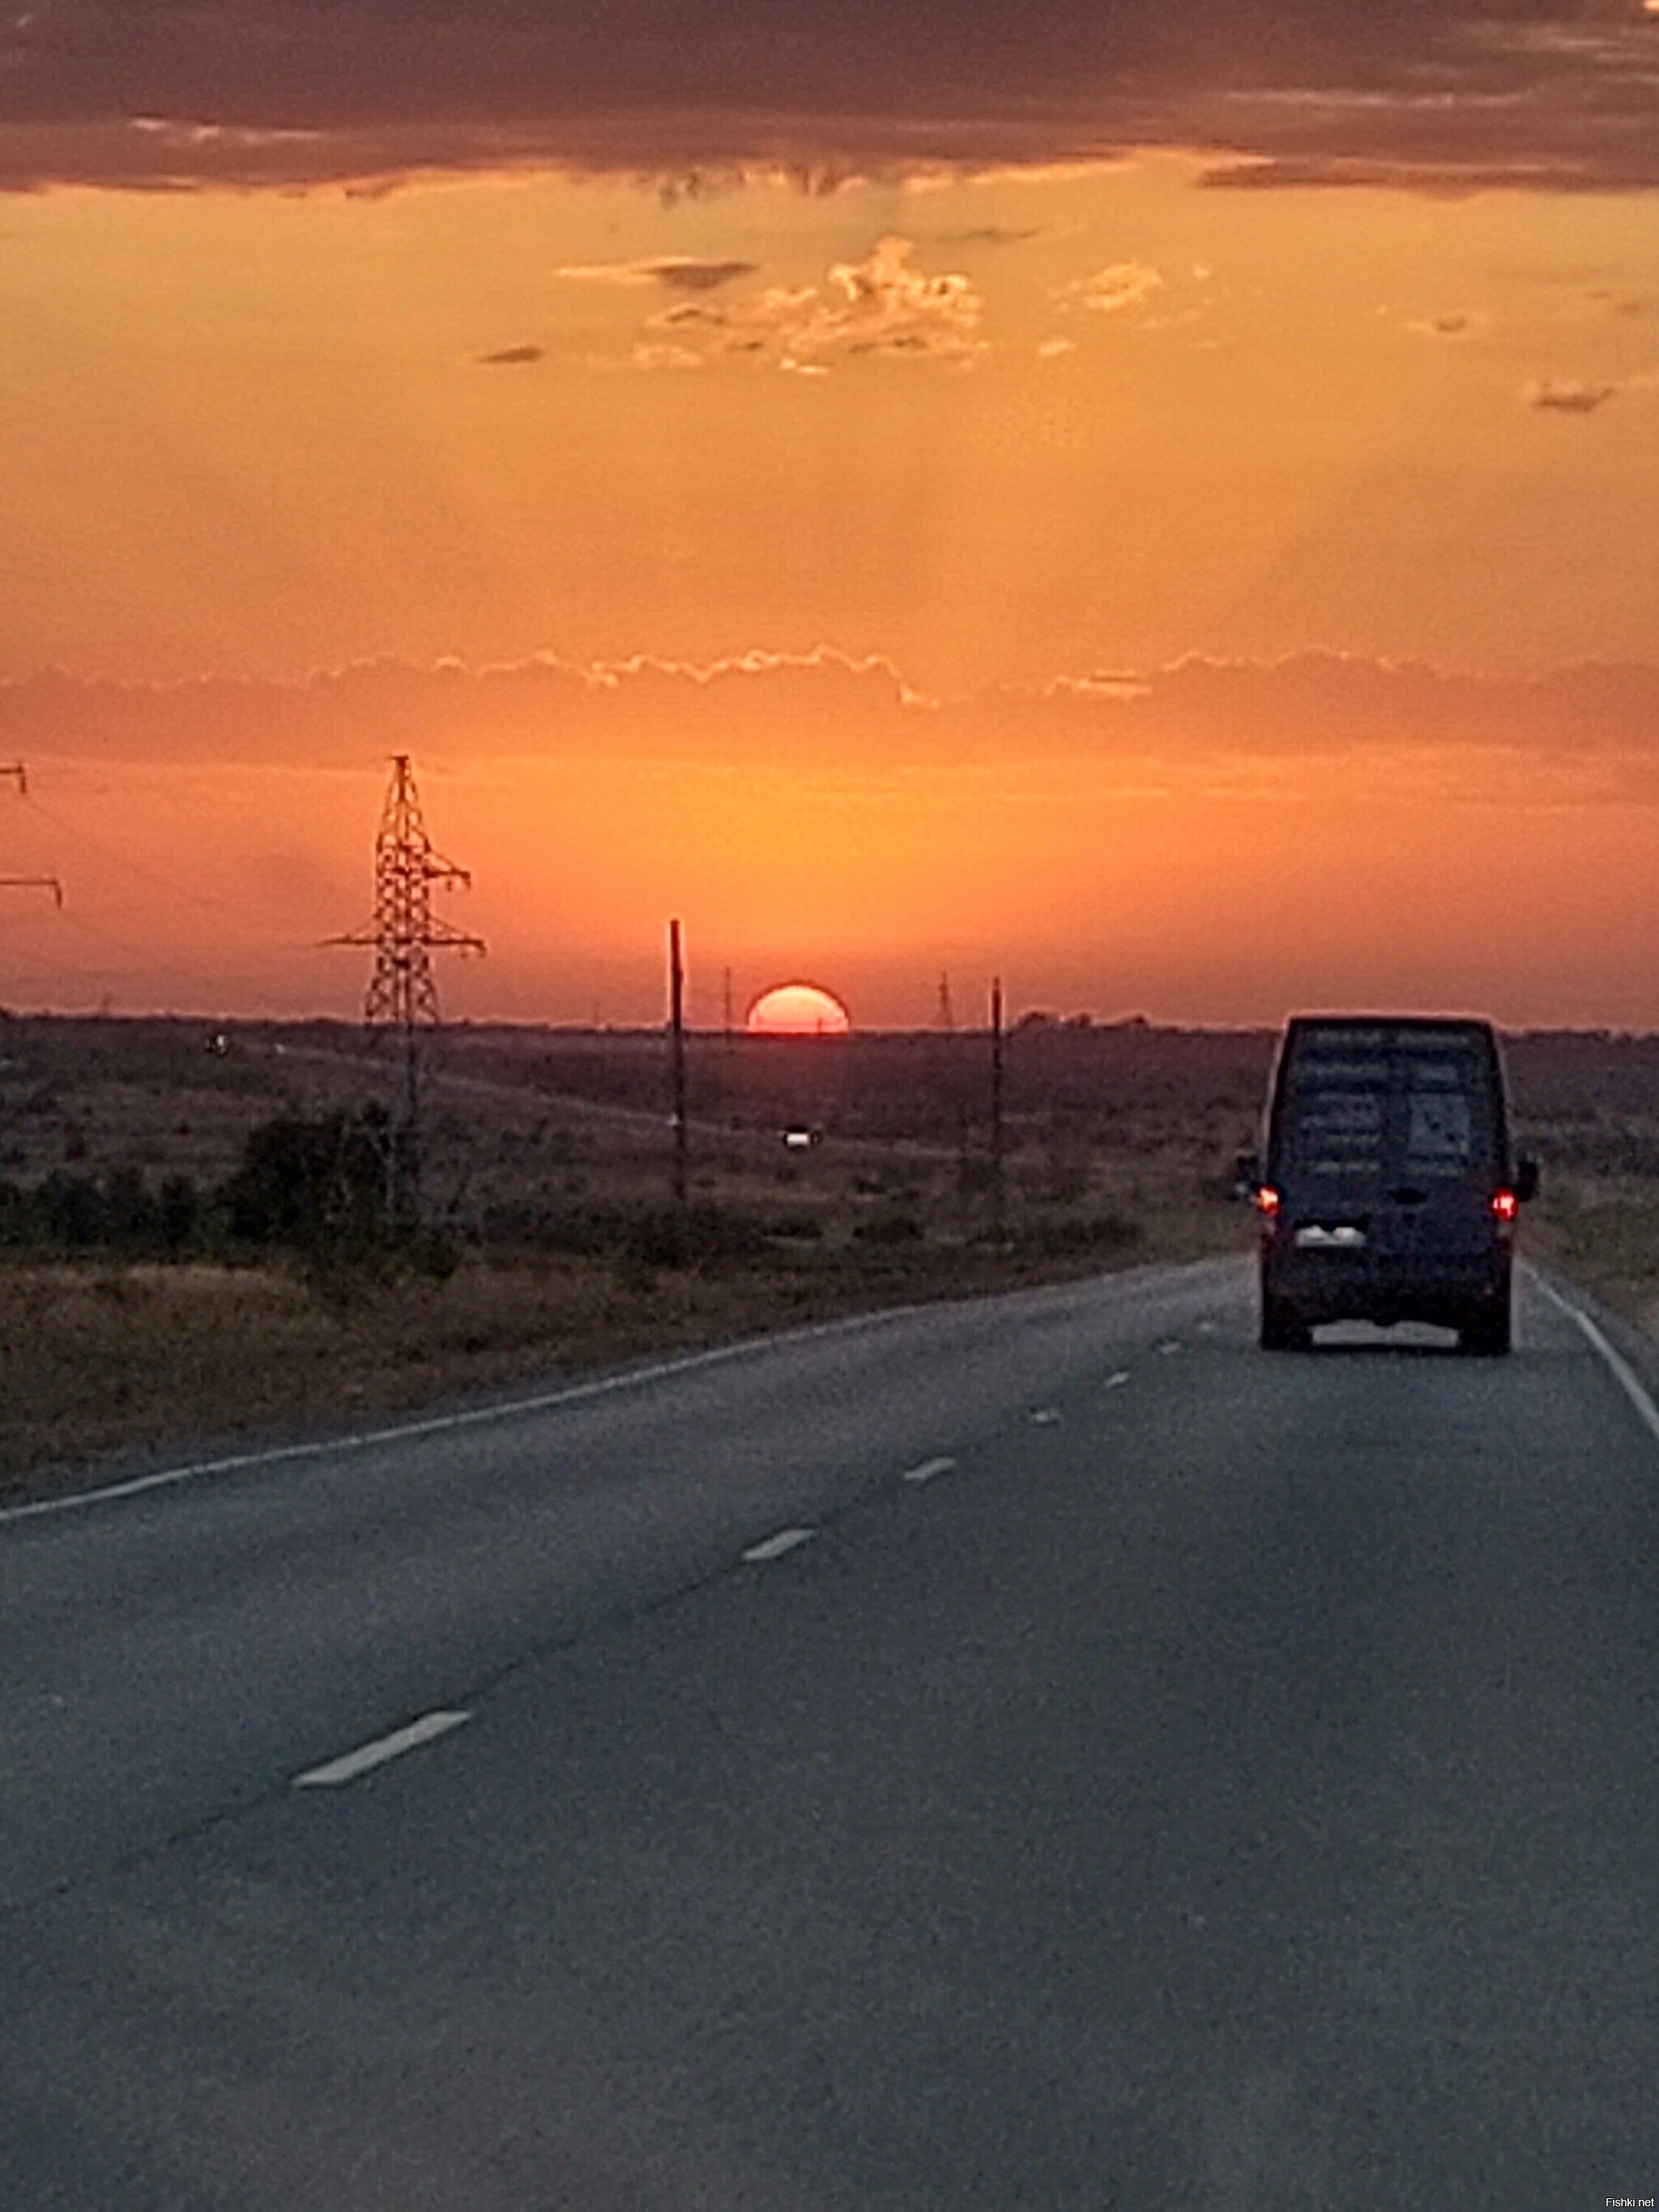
[1406,1091,1473,1168]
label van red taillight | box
[1491,1188,1519,1224]
[1256,1185,1281,1218]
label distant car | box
[782,1126,821,1151]
[1240,1016,1538,1354]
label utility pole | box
[668,918,689,1204]
[723,965,735,1052]
[327,755,484,1221]
[0,765,64,914]
[989,976,1005,1243]
[937,971,955,1031]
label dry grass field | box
[2,1013,1656,1504]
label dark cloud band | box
[1,2,1657,190]
[10,651,1659,779]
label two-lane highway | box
[2,1260,1656,2207]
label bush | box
[852,1211,923,1245]
[623,1205,770,1269]
[157,1175,199,1256]
[224,1108,390,1254]
[480,1199,770,1270]
[760,1208,824,1240]
[0,1168,208,1257]
[1016,1213,1144,1260]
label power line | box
[23,793,246,920]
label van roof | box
[1284,1014,1494,1035]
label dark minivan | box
[1245,1017,1537,1353]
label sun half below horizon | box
[747,984,853,1037]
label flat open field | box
[0,1014,1653,1501]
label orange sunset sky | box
[2,1,1659,1027]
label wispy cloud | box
[554,257,758,291]
[1526,376,1620,412]
[925,225,1048,246]
[1523,368,1659,412]
[1406,310,1486,338]
[476,342,544,365]
[629,339,704,371]
[1056,260,1164,315]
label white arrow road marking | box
[742,1527,816,1563]
[294,1710,471,1789]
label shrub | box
[224,1108,390,1254]
[1016,1214,1144,1260]
[761,1208,824,1240]
[852,1211,923,1245]
[157,1175,200,1256]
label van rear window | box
[1294,1083,1386,1176]
[1279,1027,1494,1181]
[1405,1089,1473,1170]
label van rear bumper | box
[1263,1248,1508,1329]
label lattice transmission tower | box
[328,755,483,1215]
[0,763,64,914]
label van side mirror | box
[1516,1155,1540,1204]
[1233,1151,1262,1202]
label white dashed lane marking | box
[742,1527,816,1564]
[1030,1408,1062,1427]
[902,1457,957,1485]
[293,1710,471,1790]
[1106,1371,1131,1389]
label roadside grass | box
[1525,1172,1659,1339]
[0,1184,1249,1505]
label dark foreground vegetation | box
[0,1012,1654,1499]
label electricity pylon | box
[0,763,64,913]
[327,755,483,1218]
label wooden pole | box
[669,918,689,1203]
[990,976,1005,1241]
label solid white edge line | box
[1533,1275,1659,1449]
[742,1527,815,1563]
[293,1710,471,1789]
[901,1456,957,1485]
[0,1300,948,1531]
[1,1254,1244,1533]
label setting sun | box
[746,984,852,1036]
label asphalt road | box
[2,1260,1656,2210]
